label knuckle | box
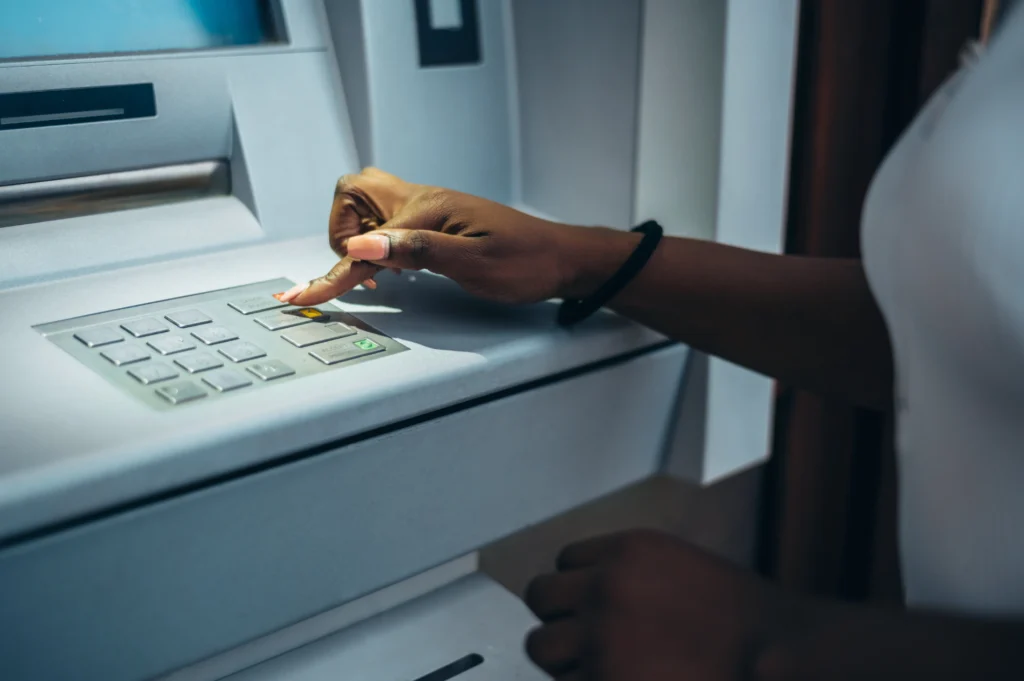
[405,231,432,268]
[420,188,458,224]
[475,234,500,258]
[334,174,356,197]
[421,186,450,208]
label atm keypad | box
[36,279,405,410]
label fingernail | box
[348,234,390,261]
[363,279,377,290]
[277,281,309,303]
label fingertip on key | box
[276,281,310,304]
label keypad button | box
[310,337,385,365]
[166,309,212,328]
[192,326,239,346]
[101,345,151,366]
[282,322,355,348]
[253,309,316,331]
[147,335,197,356]
[121,317,169,338]
[128,363,179,385]
[218,341,266,363]
[228,296,288,315]
[353,338,382,351]
[294,307,326,320]
[202,369,253,392]
[74,326,123,348]
[247,359,296,382]
[155,381,207,405]
[174,353,224,374]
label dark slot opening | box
[411,653,484,681]
[0,83,156,131]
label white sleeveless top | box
[862,4,1024,615]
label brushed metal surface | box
[0,160,230,227]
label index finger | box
[288,258,380,307]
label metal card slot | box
[0,83,155,131]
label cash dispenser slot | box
[0,160,230,228]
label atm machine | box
[0,1,798,680]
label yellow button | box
[298,308,323,319]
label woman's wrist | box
[554,224,643,300]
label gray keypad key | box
[174,353,223,374]
[147,335,197,356]
[228,296,288,315]
[282,322,355,348]
[310,337,385,365]
[165,309,212,328]
[121,317,169,338]
[74,326,123,348]
[202,369,253,392]
[247,359,296,381]
[192,326,239,346]
[253,310,315,331]
[155,381,207,405]
[218,341,266,363]
[101,345,151,366]
[128,363,179,385]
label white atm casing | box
[0,2,798,680]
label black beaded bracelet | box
[557,220,664,327]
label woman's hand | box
[523,530,816,681]
[276,168,639,307]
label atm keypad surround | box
[35,279,407,410]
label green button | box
[354,338,380,351]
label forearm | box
[756,603,1024,681]
[563,227,894,410]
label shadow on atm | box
[338,271,634,353]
